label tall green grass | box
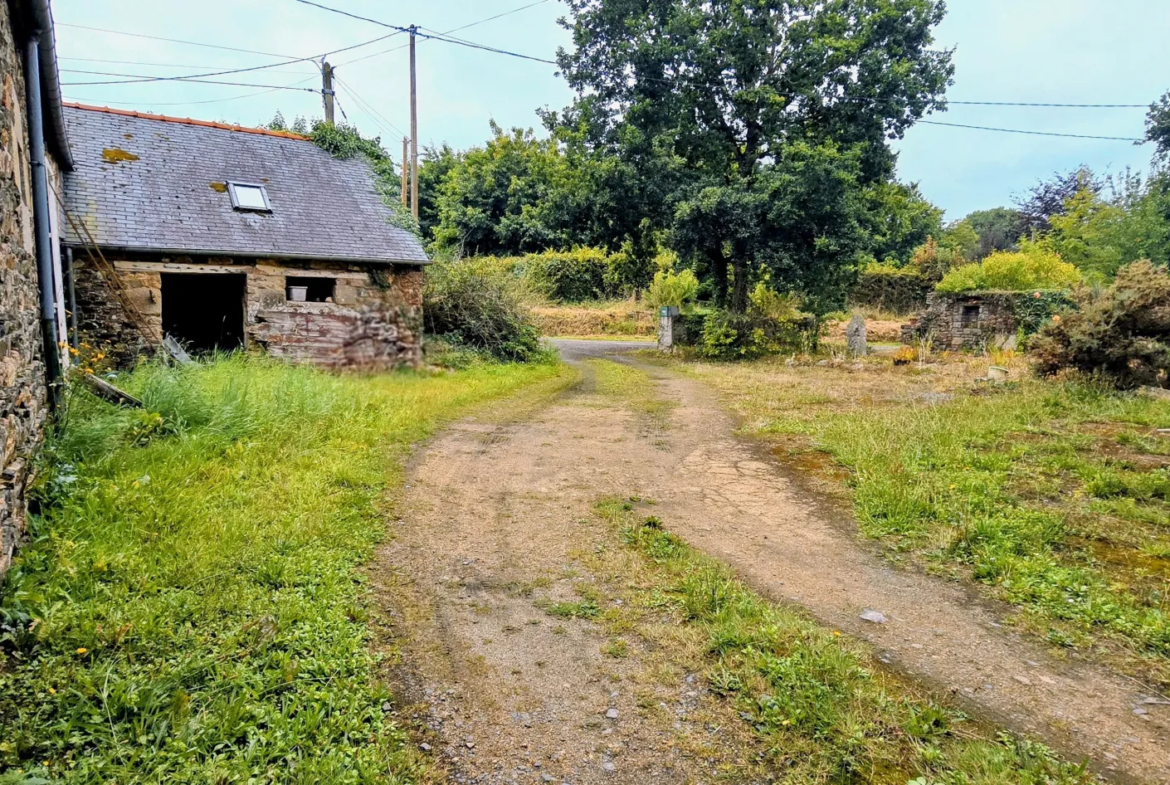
[757,379,1170,662]
[600,499,1091,785]
[0,356,562,783]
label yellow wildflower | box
[75,647,87,655]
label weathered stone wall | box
[75,254,424,370]
[72,257,157,366]
[901,292,1019,350]
[0,1,46,574]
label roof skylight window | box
[227,182,271,212]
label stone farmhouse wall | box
[901,292,1019,350]
[0,1,47,574]
[74,254,424,369]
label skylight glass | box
[227,182,271,212]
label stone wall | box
[901,292,1020,350]
[71,256,156,366]
[75,254,424,370]
[0,1,47,574]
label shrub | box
[851,262,931,314]
[644,270,700,311]
[423,257,543,362]
[1031,260,1170,389]
[911,236,966,282]
[698,287,816,360]
[936,248,1082,293]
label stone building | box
[0,0,73,575]
[61,104,429,369]
[901,292,1022,350]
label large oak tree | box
[555,0,954,311]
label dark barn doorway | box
[161,273,246,353]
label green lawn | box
[677,357,1170,686]
[0,356,563,783]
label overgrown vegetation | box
[597,498,1092,784]
[677,358,1170,685]
[422,257,545,363]
[697,284,816,360]
[936,248,1082,294]
[269,113,419,237]
[0,358,561,782]
[1032,260,1170,389]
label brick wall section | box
[901,292,1019,350]
[0,2,46,574]
[76,255,424,369]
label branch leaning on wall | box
[53,190,158,349]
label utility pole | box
[321,60,335,125]
[401,137,409,206]
[409,26,419,220]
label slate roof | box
[61,104,428,265]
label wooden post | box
[409,27,419,220]
[401,136,409,206]
[322,60,335,125]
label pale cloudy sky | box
[54,0,1170,220]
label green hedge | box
[457,248,649,303]
[851,265,930,314]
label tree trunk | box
[710,249,728,307]
[729,237,750,313]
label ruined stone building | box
[61,104,429,369]
[0,0,73,574]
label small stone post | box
[846,313,868,357]
[658,306,680,352]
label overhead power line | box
[290,1,555,64]
[333,74,409,139]
[291,0,412,32]
[62,73,321,92]
[60,56,307,73]
[60,30,407,86]
[949,100,1148,109]
[919,120,1145,142]
[58,22,302,60]
[442,0,551,36]
[418,28,557,65]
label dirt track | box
[373,340,1170,784]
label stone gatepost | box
[658,306,681,351]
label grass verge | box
[0,356,563,783]
[676,357,1170,685]
[598,497,1092,784]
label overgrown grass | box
[679,358,1170,683]
[0,356,563,783]
[531,301,656,338]
[599,498,1092,785]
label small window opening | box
[286,276,335,303]
[961,304,981,328]
[227,182,271,212]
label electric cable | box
[332,74,409,139]
[919,120,1145,142]
[61,30,406,86]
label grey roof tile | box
[61,105,428,264]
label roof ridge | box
[62,102,313,141]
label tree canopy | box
[552,0,954,312]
